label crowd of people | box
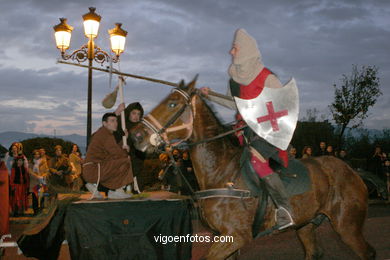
[157,148,198,195]
[0,142,83,217]
[289,141,343,159]
[288,141,389,182]
[0,141,86,242]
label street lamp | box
[53,7,127,147]
[109,23,128,57]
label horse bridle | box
[141,88,195,147]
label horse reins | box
[141,88,195,147]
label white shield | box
[234,78,299,150]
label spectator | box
[338,149,352,165]
[384,160,390,183]
[172,149,182,162]
[0,154,9,236]
[48,145,72,188]
[158,153,169,186]
[181,151,192,173]
[368,146,386,181]
[181,150,199,193]
[338,149,347,160]
[315,141,327,156]
[302,146,313,159]
[288,147,297,158]
[39,148,51,163]
[382,152,387,161]
[69,144,84,191]
[6,142,28,216]
[6,142,28,176]
[326,145,335,156]
[158,153,182,194]
[29,149,48,215]
[10,156,30,216]
[69,144,82,175]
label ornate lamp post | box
[53,7,127,147]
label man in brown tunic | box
[83,112,133,199]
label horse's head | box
[130,76,198,153]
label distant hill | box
[0,131,86,154]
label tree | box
[329,65,382,147]
[343,129,372,159]
[21,137,75,160]
[301,108,327,122]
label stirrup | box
[275,206,295,230]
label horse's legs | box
[296,223,323,260]
[329,210,376,260]
[200,198,257,260]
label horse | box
[130,78,375,260]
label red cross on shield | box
[257,102,288,132]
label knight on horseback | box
[201,28,298,230]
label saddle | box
[240,147,311,197]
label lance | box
[57,60,233,107]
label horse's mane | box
[197,94,240,146]
[199,96,225,124]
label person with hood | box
[114,102,146,192]
[200,29,294,230]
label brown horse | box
[130,78,375,260]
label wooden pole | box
[118,76,127,147]
[57,60,233,101]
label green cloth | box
[19,199,192,260]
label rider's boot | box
[262,172,295,230]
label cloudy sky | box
[0,0,389,137]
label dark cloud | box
[315,6,367,22]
